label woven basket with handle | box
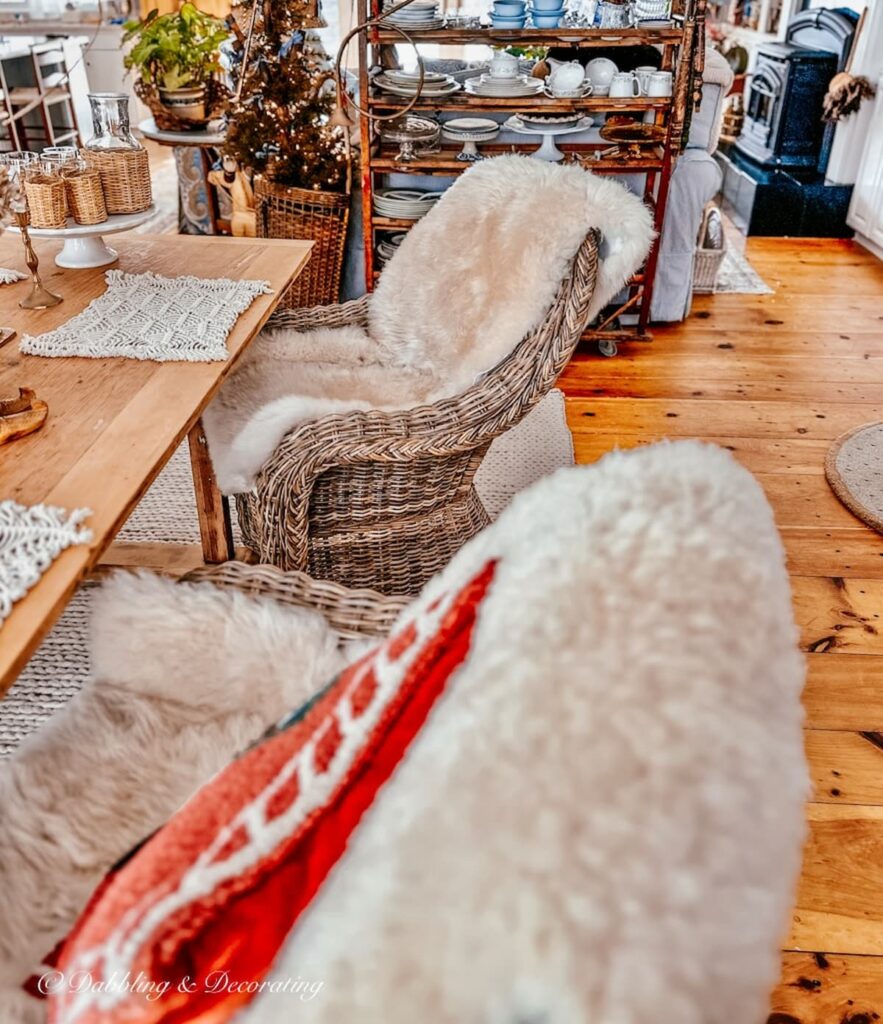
[254,176,349,308]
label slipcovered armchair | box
[650,46,735,321]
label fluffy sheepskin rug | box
[228,442,809,1024]
[0,574,350,1024]
[203,155,653,493]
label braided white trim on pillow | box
[20,271,273,363]
[0,501,92,623]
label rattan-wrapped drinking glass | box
[65,167,107,225]
[83,148,152,215]
[23,173,68,229]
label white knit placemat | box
[0,501,92,623]
[20,271,272,363]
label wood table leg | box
[187,417,234,563]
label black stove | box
[734,8,857,173]
[718,7,860,237]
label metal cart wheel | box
[598,338,618,358]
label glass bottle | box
[85,93,142,151]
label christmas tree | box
[224,0,349,192]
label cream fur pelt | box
[204,155,653,494]
[238,441,808,1024]
[0,574,349,1024]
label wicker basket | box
[135,78,231,133]
[65,168,107,225]
[83,148,152,215]
[254,176,349,308]
[23,175,67,229]
[693,202,726,294]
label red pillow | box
[49,561,496,1024]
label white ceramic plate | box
[466,78,543,97]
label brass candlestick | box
[15,209,62,310]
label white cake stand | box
[503,115,594,162]
[10,206,156,269]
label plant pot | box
[158,85,207,123]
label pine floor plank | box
[807,730,883,806]
[771,952,883,1023]
[789,805,883,956]
[792,577,883,655]
[804,655,883,732]
[782,530,883,579]
[567,397,877,441]
[570,431,832,475]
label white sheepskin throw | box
[216,441,805,1024]
[0,573,348,1024]
[203,155,653,494]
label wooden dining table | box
[0,233,312,696]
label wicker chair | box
[183,561,405,642]
[234,228,600,596]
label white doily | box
[0,501,92,623]
[20,270,273,363]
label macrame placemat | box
[20,270,272,363]
[0,501,92,623]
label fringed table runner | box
[0,501,92,624]
[20,271,272,363]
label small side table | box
[138,117,229,236]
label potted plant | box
[123,3,229,124]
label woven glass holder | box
[65,168,108,225]
[23,176,68,229]
[83,148,152,215]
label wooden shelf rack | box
[356,0,708,353]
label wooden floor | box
[560,236,883,1024]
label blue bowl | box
[531,12,563,23]
[493,0,526,12]
[492,15,527,25]
[531,0,565,11]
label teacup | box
[544,79,593,98]
[647,69,672,96]
[584,56,617,96]
[492,0,526,13]
[532,0,565,9]
[635,65,655,94]
[547,58,585,94]
[609,71,641,98]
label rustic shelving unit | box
[356,1,708,353]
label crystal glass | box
[85,92,142,151]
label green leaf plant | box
[123,3,230,91]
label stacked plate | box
[377,233,406,266]
[465,73,544,98]
[374,69,460,98]
[374,189,441,221]
[380,0,444,30]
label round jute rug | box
[826,422,883,535]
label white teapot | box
[546,58,586,94]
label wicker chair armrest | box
[180,561,406,640]
[265,295,370,333]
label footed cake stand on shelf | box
[10,207,156,269]
[503,115,595,162]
